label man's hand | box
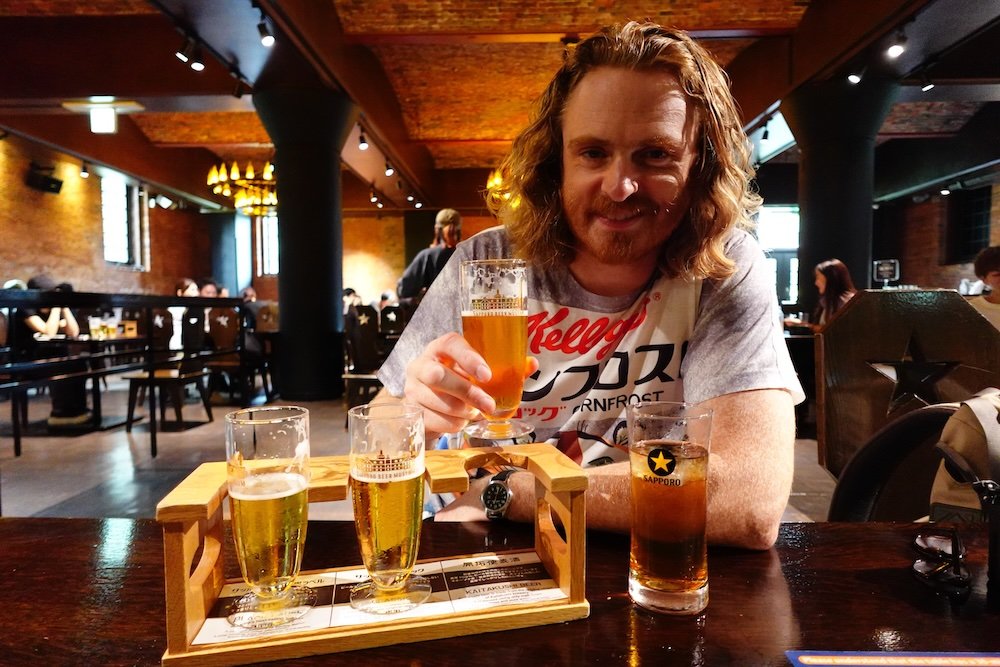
[402,332,538,438]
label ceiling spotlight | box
[384,161,394,177]
[886,31,906,59]
[940,188,951,196]
[369,188,378,203]
[406,193,415,202]
[847,66,866,85]
[80,162,90,179]
[376,200,384,209]
[175,36,194,63]
[189,45,205,72]
[155,194,174,208]
[414,201,423,209]
[257,16,275,47]
[920,73,935,92]
[358,130,369,151]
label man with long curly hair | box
[377,22,803,549]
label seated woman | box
[785,258,857,332]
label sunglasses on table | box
[911,526,971,601]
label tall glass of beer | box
[225,405,316,629]
[348,402,432,614]
[627,401,712,615]
[460,258,532,440]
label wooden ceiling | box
[1,0,998,211]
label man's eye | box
[580,148,606,160]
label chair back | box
[0,309,7,348]
[817,289,1000,478]
[345,305,382,373]
[255,302,279,333]
[147,308,176,364]
[207,307,241,361]
[827,403,958,521]
[379,305,409,337]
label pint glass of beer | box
[225,406,316,629]
[348,402,432,614]
[627,401,712,615]
[460,258,532,440]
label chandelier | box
[207,160,277,216]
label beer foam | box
[229,471,308,501]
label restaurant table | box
[0,519,995,666]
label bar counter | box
[0,518,994,665]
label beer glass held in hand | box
[225,406,317,630]
[460,258,532,441]
[626,401,712,615]
[348,402,432,614]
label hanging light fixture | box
[384,161,394,177]
[257,16,275,47]
[358,129,369,151]
[189,45,206,71]
[207,159,277,215]
[175,36,194,63]
[80,162,90,179]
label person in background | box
[397,208,463,302]
[969,246,1000,331]
[342,287,362,316]
[377,22,801,549]
[14,275,90,427]
[169,278,198,351]
[811,258,856,329]
[241,286,257,303]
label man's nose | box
[602,158,639,202]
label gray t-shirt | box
[379,226,803,466]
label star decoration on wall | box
[867,332,960,415]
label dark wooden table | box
[0,519,995,665]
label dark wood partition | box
[817,289,1000,477]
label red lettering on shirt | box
[527,298,650,361]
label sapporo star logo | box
[358,313,370,326]
[867,332,960,415]
[646,448,676,477]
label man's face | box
[560,66,700,273]
[199,284,218,298]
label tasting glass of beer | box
[460,258,532,440]
[225,406,316,629]
[348,402,432,614]
[626,401,712,615]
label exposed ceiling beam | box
[343,27,794,46]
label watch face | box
[483,482,510,511]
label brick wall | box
[888,183,1000,289]
[0,133,212,294]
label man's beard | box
[566,192,666,265]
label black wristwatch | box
[481,469,516,521]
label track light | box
[358,130,369,151]
[257,15,275,47]
[175,36,194,63]
[886,31,906,59]
[406,193,415,202]
[940,188,951,196]
[80,162,90,179]
[414,201,423,209]
[384,161,394,177]
[376,200,384,209]
[920,73,935,92]
[369,188,378,203]
[847,66,866,85]
[189,45,205,71]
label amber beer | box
[351,457,425,591]
[630,440,708,606]
[461,312,527,419]
[229,471,309,598]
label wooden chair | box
[827,403,958,521]
[343,305,383,421]
[204,307,272,406]
[123,309,213,431]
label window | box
[100,171,143,268]
[756,206,800,305]
[945,186,992,264]
[257,214,279,275]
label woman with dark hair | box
[812,258,856,328]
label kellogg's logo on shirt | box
[527,297,650,361]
